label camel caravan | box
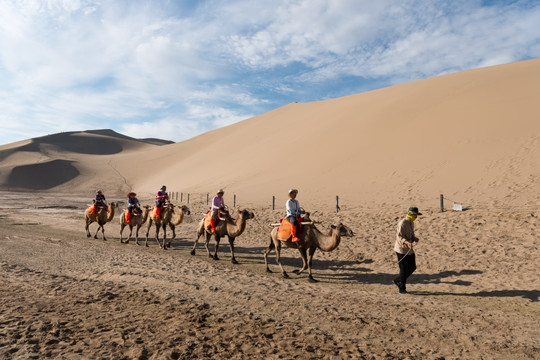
[83,187,355,282]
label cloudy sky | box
[1,0,539,145]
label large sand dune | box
[1,59,539,210]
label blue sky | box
[1,0,540,145]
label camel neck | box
[313,226,341,252]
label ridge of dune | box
[0,130,168,191]
[127,58,540,209]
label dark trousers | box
[395,252,416,288]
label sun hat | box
[288,188,298,195]
[127,192,136,197]
[407,206,422,215]
[160,185,167,190]
[217,189,225,194]
[96,189,103,194]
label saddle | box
[203,209,231,230]
[89,205,108,214]
[276,217,304,241]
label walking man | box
[393,206,422,294]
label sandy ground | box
[0,192,539,359]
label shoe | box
[211,228,216,234]
[393,279,407,293]
[291,237,300,242]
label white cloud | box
[0,0,540,145]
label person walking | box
[393,206,422,294]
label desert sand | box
[0,192,538,359]
[1,59,539,359]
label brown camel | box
[144,202,191,249]
[264,219,354,282]
[119,205,151,244]
[190,209,255,264]
[84,202,117,240]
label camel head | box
[178,204,191,215]
[332,223,354,237]
[237,209,255,220]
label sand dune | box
[1,59,539,209]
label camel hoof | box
[292,269,300,274]
[231,258,238,265]
[190,250,196,256]
[266,268,273,273]
[86,234,91,238]
[308,276,318,283]
[213,255,219,261]
[125,240,130,244]
[282,272,290,279]
[94,236,98,239]
[165,242,171,248]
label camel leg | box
[275,241,289,278]
[155,224,163,248]
[126,225,134,244]
[93,223,102,239]
[228,236,238,264]
[165,224,175,249]
[144,219,153,247]
[85,219,93,238]
[294,247,309,275]
[191,229,204,255]
[134,224,141,245]
[160,224,167,250]
[204,231,213,258]
[120,224,126,243]
[307,247,317,283]
[212,234,221,261]
[264,237,276,273]
[100,222,107,241]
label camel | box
[190,208,255,264]
[264,218,354,282]
[144,202,191,249]
[119,205,151,245]
[84,202,117,240]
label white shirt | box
[286,199,301,217]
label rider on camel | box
[286,188,303,242]
[126,192,140,223]
[92,189,108,214]
[155,185,169,218]
[210,189,226,233]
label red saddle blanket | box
[276,218,303,241]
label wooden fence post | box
[440,194,444,213]
[233,194,236,208]
[272,196,275,210]
[336,195,340,213]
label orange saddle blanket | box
[276,218,303,241]
[203,211,212,229]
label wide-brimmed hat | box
[217,189,225,194]
[127,192,136,197]
[288,188,298,195]
[160,185,167,190]
[96,189,103,194]
[407,206,422,215]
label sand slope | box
[0,130,166,193]
[1,59,539,209]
